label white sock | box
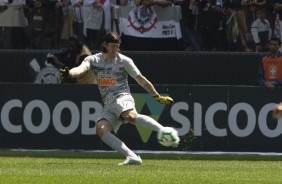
[101,132,137,157]
[135,114,164,132]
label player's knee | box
[96,120,112,137]
[96,126,104,137]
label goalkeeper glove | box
[154,95,174,105]
[60,67,71,83]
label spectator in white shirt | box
[82,0,111,50]
[251,8,272,52]
[0,0,28,49]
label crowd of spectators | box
[0,0,281,52]
[181,0,275,52]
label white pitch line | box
[9,149,282,157]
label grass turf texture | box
[0,149,282,184]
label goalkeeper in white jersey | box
[60,32,176,165]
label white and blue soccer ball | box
[157,127,180,147]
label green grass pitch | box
[0,149,282,184]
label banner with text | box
[117,5,182,39]
[0,84,282,152]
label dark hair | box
[269,36,281,45]
[102,32,121,53]
[69,35,83,51]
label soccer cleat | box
[118,155,142,166]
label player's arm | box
[69,61,89,77]
[60,61,89,82]
[135,74,159,96]
[134,74,174,105]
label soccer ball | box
[157,127,180,147]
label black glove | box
[154,95,174,105]
[60,67,70,83]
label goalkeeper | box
[60,32,176,165]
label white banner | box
[117,5,182,39]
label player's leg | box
[96,118,140,161]
[121,110,163,132]
[116,94,164,132]
[123,111,179,147]
[122,109,179,147]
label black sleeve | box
[77,54,89,65]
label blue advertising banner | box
[0,84,282,152]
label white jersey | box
[83,52,141,106]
